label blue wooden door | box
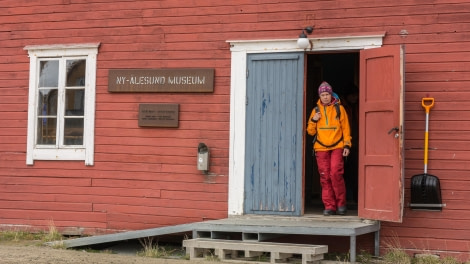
[244,52,304,216]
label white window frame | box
[24,43,100,166]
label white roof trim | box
[227,31,385,52]
[24,43,101,51]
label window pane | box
[65,89,85,116]
[66,59,86,86]
[37,117,56,145]
[64,118,84,145]
[39,61,59,87]
[37,89,58,116]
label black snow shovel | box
[410,98,444,210]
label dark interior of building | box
[304,52,360,215]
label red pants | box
[315,149,346,211]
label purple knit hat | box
[318,81,333,95]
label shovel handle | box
[422,97,435,114]
[422,97,434,173]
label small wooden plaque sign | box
[138,104,179,127]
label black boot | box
[337,206,347,215]
[323,209,336,216]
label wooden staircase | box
[183,238,328,264]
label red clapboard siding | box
[0,218,108,232]
[0,208,107,224]
[0,185,161,199]
[91,179,227,193]
[0,176,91,186]
[1,0,470,260]
[0,200,92,212]
[98,204,226,220]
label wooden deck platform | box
[192,215,380,263]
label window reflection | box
[64,59,86,145]
[36,88,58,145]
[66,60,86,86]
[65,89,84,116]
[39,61,59,87]
[64,118,84,145]
[37,89,58,116]
[37,117,56,145]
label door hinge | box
[246,69,249,78]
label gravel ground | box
[0,240,204,264]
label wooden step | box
[183,238,328,264]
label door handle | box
[388,127,399,138]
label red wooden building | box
[1,0,469,261]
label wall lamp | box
[297,26,314,50]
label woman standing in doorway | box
[307,82,352,216]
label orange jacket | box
[307,98,352,152]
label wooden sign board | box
[108,68,214,92]
[138,104,179,127]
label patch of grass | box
[0,230,44,242]
[0,221,65,248]
[254,252,270,262]
[203,249,220,262]
[324,250,379,263]
[324,252,350,262]
[137,236,179,258]
[42,221,65,249]
[382,247,412,264]
[381,233,412,264]
[357,250,375,264]
[43,221,63,242]
[49,240,67,249]
[440,256,464,264]
[381,234,468,264]
[414,255,441,264]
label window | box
[24,43,100,165]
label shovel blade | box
[410,173,442,210]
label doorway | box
[304,52,360,215]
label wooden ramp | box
[55,223,196,248]
[54,215,380,264]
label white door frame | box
[227,32,386,216]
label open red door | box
[358,45,405,223]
